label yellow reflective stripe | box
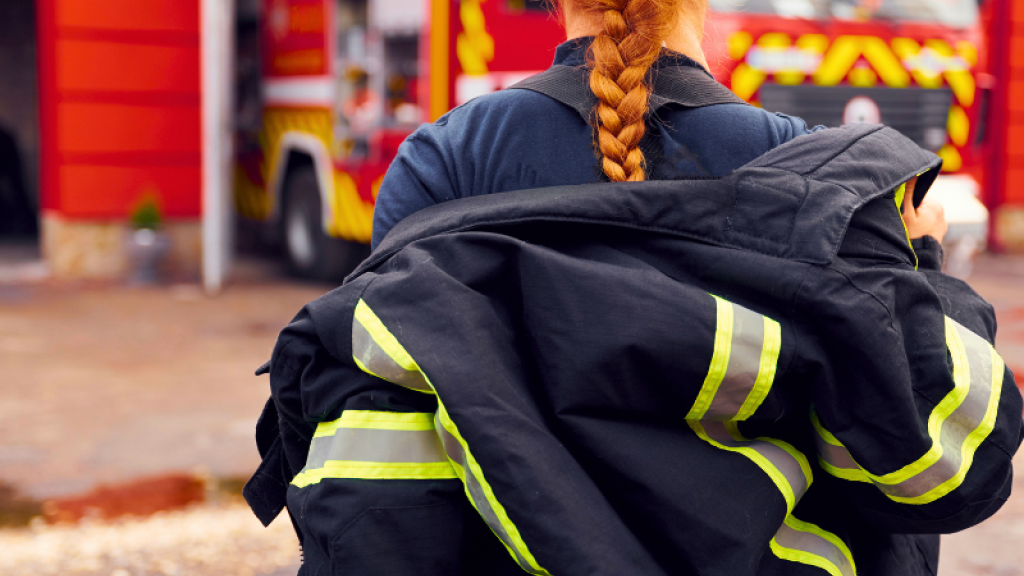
[770,515,857,576]
[893,182,918,269]
[436,403,551,575]
[811,411,872,483]
[894,182,906,209]
[347,300,548,574]
[881,318,971,483]
[814,318,1005,504]
[352,299,436,394]
[753,434,814,492]
[689,420,809,513]
[736,316,782,420]
[315,411,436,436]
[291,461,457,486]
[698,418,852,575]
[810,411,842,446]
[337,410,435,431]
[890,346,1004,504]
[355,299,420,373]
[295,410,456,487]
[687,296,733,420]
[690,296,782,421]
[724,422,814,503]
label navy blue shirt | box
[372,38,819,248]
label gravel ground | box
[0,502,300,576]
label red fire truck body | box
[236,0,989,275]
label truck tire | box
[282,166,369,281]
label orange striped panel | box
[56,40,199,93]
[1010,80,1024,112]
[57,103,200,154]
[56,0,199,32]
[1004,169,1024,204]
[1008,125,1024,157]
[58,165,201,218]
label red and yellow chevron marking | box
[328,171,374,243]
[727,33,978,173]
[259,106,376,242]
[456,0,494,75]
[234,164,270,220]
[260,107,333,205]
[814,36,910,88]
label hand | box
[901,177,947,244]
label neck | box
[562,8,709,70]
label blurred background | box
[0,0,1022,574]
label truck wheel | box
[282,167,369,281]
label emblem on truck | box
[842,96,882,125]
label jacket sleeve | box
[245,284,519,575]
[799,193,1023,534]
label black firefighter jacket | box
[245,124,1024,576]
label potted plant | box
[125,192,171,284]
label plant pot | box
[125,228,171,285]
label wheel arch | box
[269,132,334,234]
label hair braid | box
[584,0,684,181]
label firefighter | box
[245,0,1019,574]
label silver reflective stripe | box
[701,421,809,507]
[352,312,433,393]
[291,412,457,487]
[812,430,862,478]
[772,517,857,576]
[705,304,766,419]
[878,319,1000,499]
[814,317,1004,504]
[434,412,546,575]
[304,428,450,470]
[694,421,855,575]
[688,297,781,422]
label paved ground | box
[0,502,300,576]
[0,249,1022,574]
[0,260,328,499]
[936,254,1024,576]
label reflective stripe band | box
[352,299,435,394]
[434,406,551,576]
[291,411,456,487]
[771,515,857,576]
[304,428,449,469]
[686,296,782,421]
[814,317,1005,504]
[347,301,548,573]
[811,412,869,484]
[691,422,853,575]
[689,421,812,513]
[292,461,457,485]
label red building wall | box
[1000,0,1024,207]
[37,0,201,220]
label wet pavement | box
[0,252,1022,575]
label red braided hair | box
[563,0,697,181]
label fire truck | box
[235,0,990,277]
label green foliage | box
[130,192,163,230]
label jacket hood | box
[364,124,940,272]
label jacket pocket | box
[330,502,465,576]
